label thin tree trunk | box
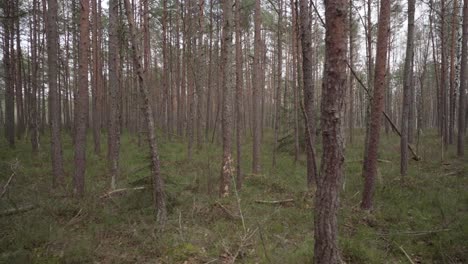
[123,0,167,223]
[46,0,65,187]
[235,0,243,189]
[458,0,468,156]
[108,0,120,190]
[74,0,90,196]
[299,0,318,187]
[219,0,234,197]
[252,0,262,174]
[400,0,415,176]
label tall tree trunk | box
[349,0,354,144]
[219,0,234,197]
[458,0,468,156]
[4,0,15,148]
[30,0,40,153]
[235,0,243,189]
[74,0,90,196]
[272,0,282,168]
[400,0,415,176]
[91,0,102,155]
[123,0,167,223]
[361,0,391,210]
[314,0,348,261]
[252,0,262,174]
[46,0,65,187]
[15,4,24,140]
[108,0,120,190]
[449,0,459,145]
[300,0,318,187]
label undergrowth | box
[0,129,467,263]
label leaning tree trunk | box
[46,0,65,187]
[400,0,415,177]
[361,0,391,210]
[314,0,348,261]
[123,0,167,223]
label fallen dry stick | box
[255,199,294,205]
[100,186,146,199]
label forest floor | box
[0,130,467,263]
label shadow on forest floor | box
[0,129,467,263]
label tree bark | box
[252,0,262,174]
[400,0,415,176]
[235,0,243,189]
[458,0,468,156]
[219,0,234,198]
[74,0,90,196]
[314,0,348,261]
[300,0,318,187]
[4,0,15,148]
[46,0,65,187]
[361,0,391,210]
[108,0,120,190]
[123,0,167,223]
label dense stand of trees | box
[1,0,467,260]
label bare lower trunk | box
[314,0,348,261]
[300,0,318,187]
[219,0,234,197]
[74,0,90,197]
[123,0,167,223]
[361,0,391,210]
[400,0,415,176]
[458,0,468,156]
[46,0,65,187]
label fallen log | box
[0,205,35,217]
[255,199,294,205]
[100,186,146,199]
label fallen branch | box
[214,202,240,220]
[398,245,416,264]
[0,204,35,217]
[255,199,294,205]
[346,159,392,163]
[1,159,19,199]
[347,62,421,161]
[100,186,146,199]
[380,229,451,236]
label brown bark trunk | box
[361,0,391,210]
[123,0,167,223]
[252,0,262,174]
[46,0,65,187]
[4,0,15,148]
[272,0,282,168]
[108,0,120,190]
[458,0,468,156]
[314,0,348,261]
[219,0,234,197]
[235,0,243,189]
[400,0,415,176]
[91,0,102,155]
[74,0,90,196]
[300,0,318,187]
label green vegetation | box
[0,130,467,263]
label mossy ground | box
[0,129,467,263]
